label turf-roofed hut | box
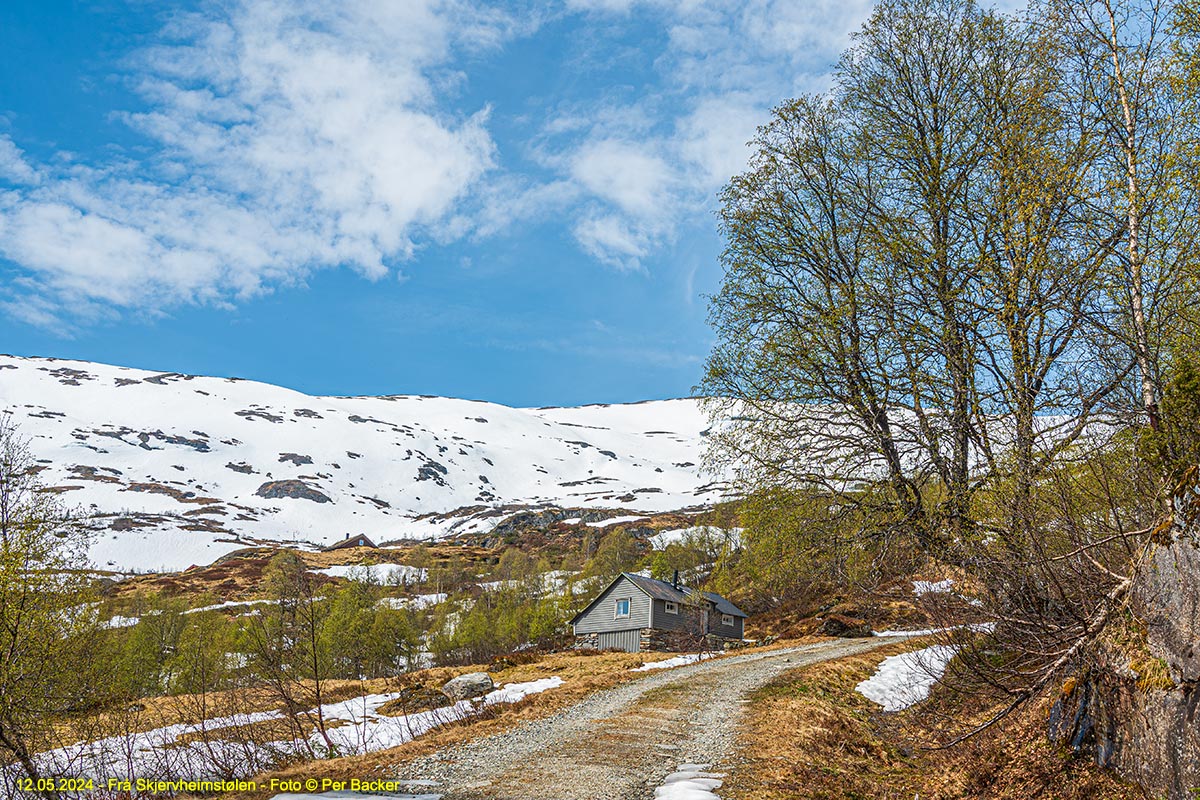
[570,571,747,653]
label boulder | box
[820,614,873,638]
[442,672,494,701]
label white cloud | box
[562,0,648,13]
[0,136,40,185]
[574,214,651,268]
[675,94,764,191]
[0,0,507,324]
[0,0,962,321]
[571,140,675,219]
[540,0,879,268]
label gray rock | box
[255,479,331,503]
[1133,531,1200,683]
[443,672,494,701]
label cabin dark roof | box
[701,591,748,618]
[570,572,747,625]
[622,572,689,603]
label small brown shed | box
[322,534,377,552]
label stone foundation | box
[573,628,743,653]
[574,632,601,650]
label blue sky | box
[1,0,925,406]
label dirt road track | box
[393,637,902,800]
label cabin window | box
[722,614,735,627]
[614,598,631,618]
[665,601,678,615]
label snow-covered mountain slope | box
[0,355,731,572]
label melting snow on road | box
[586,514,647,527]
[631,653,716,672]
[654,763,725,800]
[855,645,958,711]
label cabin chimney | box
[672,570,680,590]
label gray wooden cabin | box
[570,572,747,652]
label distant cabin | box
[570,572,748,653]
[322,534,377,552]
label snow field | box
[913,579,954,596]
[0,354,733,571]
[315,564,426,584]
[650,526,742,551]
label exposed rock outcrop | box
[1134,533,1200,684]
[1051,529,1200,799]
[255,479,331,504]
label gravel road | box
[391,637,900,800]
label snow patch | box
[913,579,954,596]
[874,622,996,638]
[855,645,958,711]
[28,677,563,782]
[654,763,725,800]
[650,526,742,551]
[586,514,647,528]
[377,593,447,611]
[316,564,426,584]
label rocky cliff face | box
[1050,528,1200,799]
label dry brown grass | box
[727,642,1145,800]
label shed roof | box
[701,591,748,618]
[322,534,377,551]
